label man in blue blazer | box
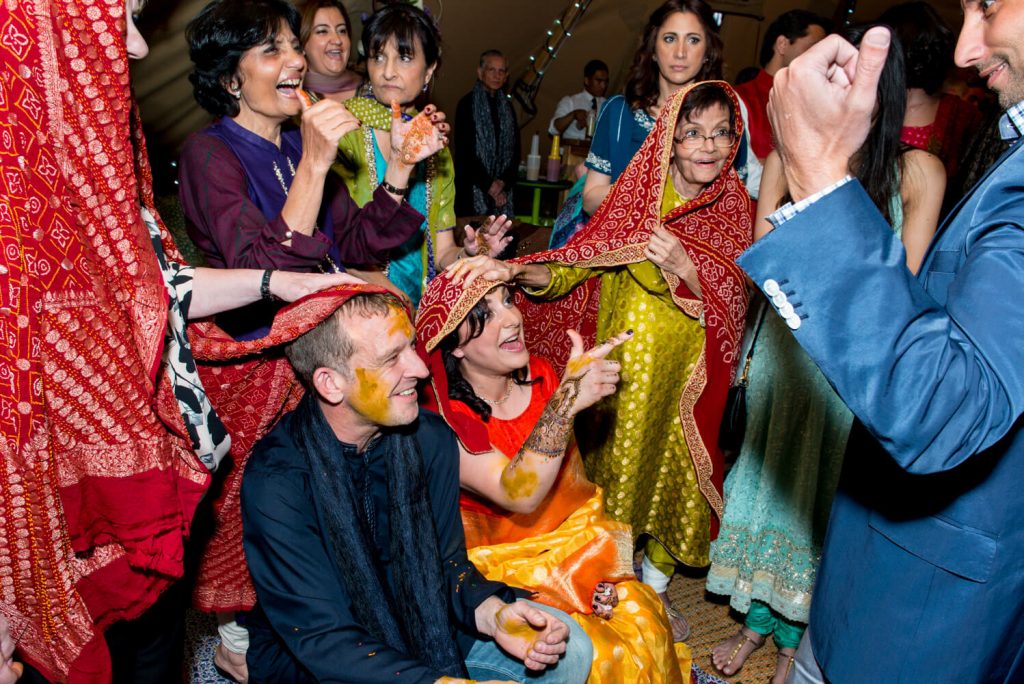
[737,5,1024,683]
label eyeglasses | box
[672,130,736,148]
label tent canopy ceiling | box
[134,0,966,167]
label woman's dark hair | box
[625,0,723,112]
[361,3,441,69]
[679,82,735,131]
[298,0,353,49]
[877,1,953,95]
[186,0,301,118]
[843,24,908,225]
[438,287,533,422]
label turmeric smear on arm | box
[500,465,540,501]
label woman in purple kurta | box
[178,0,449,340]
[179,117,423,273]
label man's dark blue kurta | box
[241,409,516,683]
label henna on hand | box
[547,374,584,419]
[498,383,577,502]
[520,407,573,460]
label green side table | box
[515,179,573,227]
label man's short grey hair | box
[286,292,402,386]
[479,49,505,68]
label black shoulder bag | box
[718,299,767,454]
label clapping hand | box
[464,215,513,258]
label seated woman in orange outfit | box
[417,273,693,683]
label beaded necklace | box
[272,156,342,273]
[480,378,514,406]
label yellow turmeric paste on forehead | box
[385,306,414,340]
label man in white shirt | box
[548,59,609,141]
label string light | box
[509,0,594,117]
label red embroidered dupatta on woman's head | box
[510,81,753,531]
[415,272,504,454]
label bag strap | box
[736,299,768,386]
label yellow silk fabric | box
[468,491,690,683]
[531,181,712,567]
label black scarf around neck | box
[471,80,516,215]
[291,392,465,677]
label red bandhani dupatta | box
[0,0,390,675]
[415,273,504,454]
[511,81,752,529]
[0,0,211,679]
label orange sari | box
[418,276,692,683]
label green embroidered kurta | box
[333,98,456,304]
[529,182,712,567]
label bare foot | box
[591,582,618,619]
[771,647,797,684]
[656,591,690,642]
[711,627,765,676]
[214,643,249,684]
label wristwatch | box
[380,179,409,197]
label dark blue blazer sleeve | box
[738,180,1024,474]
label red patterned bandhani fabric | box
[0,0,390,673]
[0,0,212,679]
[510,81,752,529]
[415,272,505,454]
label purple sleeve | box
[178,132,331,270]
[326,182,425,267]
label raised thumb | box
[851,27,891,104]
[566,329,584,360]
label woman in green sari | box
[334,3,509,306]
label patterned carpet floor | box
[668,569,781,684]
